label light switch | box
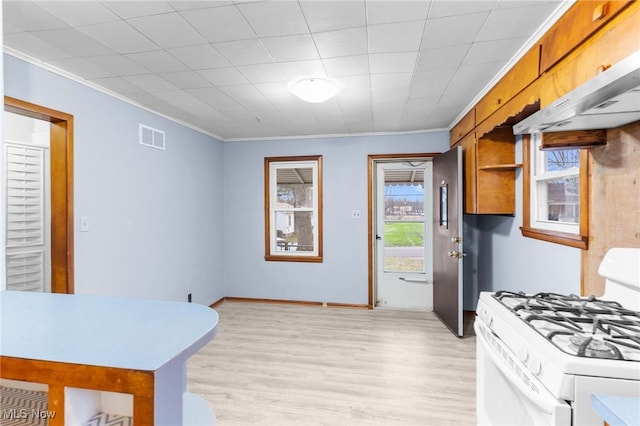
[80,216,90,232]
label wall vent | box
[139,124,165,150]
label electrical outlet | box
[351,209,361,219]
[322,302,328,307]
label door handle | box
[448,250,466,259]
[376,234,382,240]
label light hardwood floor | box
[187,302,477,426]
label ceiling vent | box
[139,124,165,150]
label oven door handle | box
[476,322,562,415]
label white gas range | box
[474,248,640,425]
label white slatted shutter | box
[5,144,46,291]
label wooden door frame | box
[4,97,74,294]
[367,152,438,309]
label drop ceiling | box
[3,0,569,141]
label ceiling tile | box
[213,39,273,66]
[123,74,181,93]
[159,71,212,89]
[37,1,120,26]
[3,2,70,32]
[261,34,319,62]
[464,38,527,64]
[89,76,144,94]
[237,63,288,84]
[198,67,250,86]
[187,87,246,113]
[421,12,488,49]
[299,1,366,32]
[416,44,470,71]
[313,27,368,58]
[254,82,291,100]
[369,52,418,74]
[323,55,369,77]
[78,21,158,54]
[125,50,189,73]
[126,12,207,48]
[477,3,560,41]
[366,1,430,25]
[31,28,115,57]
[238,2,308,37]
[3,32,74,61]
[368,21,425,54]
[84,55,151,76]
[48,57,113,79]
[102,1,175,19]
[168,44,230,70]
[409,68,456,98]
[180,5,255,43]
[169,1,233,11]
[428,1,494,18]
[219,85,269,103]
[278,60,326,81]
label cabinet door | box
[540,0,632,73]
[476,128,516,215]
[541,1,640,106]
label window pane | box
[275,211,315,252]
[277,167,313,208]
[538,177,580,223]
[383,183,424,272]
[544,149,580,172]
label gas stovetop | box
[493,291,640,362]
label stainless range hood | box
[513,50,640,135]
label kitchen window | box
[521,134,588,249]
[264,156,322,262]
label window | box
[521,134,588,249]
[264,156,322,262]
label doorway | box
[368,154,435,310]
[3,97,74,294]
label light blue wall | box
[4,54,225,305]
[222,133,448,305]
[4,53,581,309]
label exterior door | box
[374,160,433,310]
[432,147,464,336]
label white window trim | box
[530,134,580,235]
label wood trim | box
[264,155,323,263]
[367,153,439,310]
[0,356,155,425]
[541,130,607,149]
[4,96,74,294]
[220,296,369,309]
[520,135,589,249]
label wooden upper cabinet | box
[476,46,540,125]
[540,1,640,107]
[459,131,477,214]
[450,108,475,147]
[539,0,633,73]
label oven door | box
[475,321,572,426]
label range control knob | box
[529,358,542,376]
[517,347,529,363]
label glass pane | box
[277,167,313,208]
[538,177,580,223]
[383,182,424,272]
[275,211,315,252]
[544,149,580,172]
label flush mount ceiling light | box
[289,78,339,103]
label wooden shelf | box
[478,163,523,170]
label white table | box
[0,290,219,425]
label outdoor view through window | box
[384,177,425,273]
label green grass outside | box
[384,222,424,247]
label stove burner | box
[569,334,617,359]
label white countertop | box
[0,291,218,371]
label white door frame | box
[367,153,438,309]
